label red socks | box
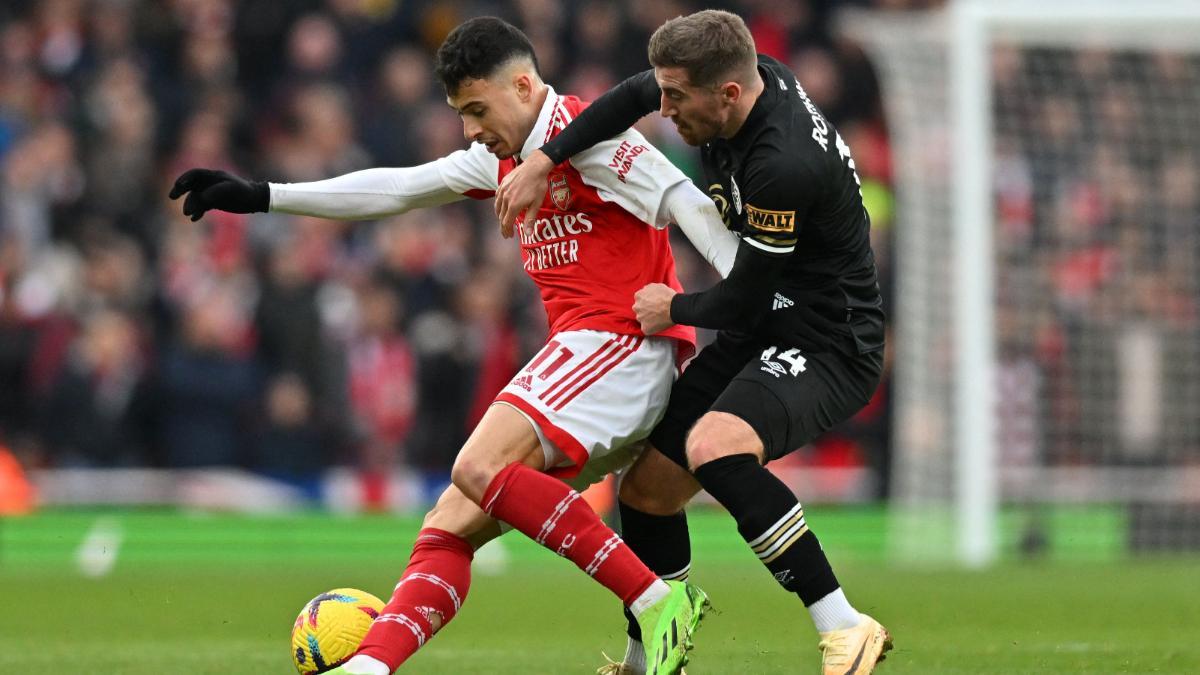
[356,528,473,670]
[482,462,658,606]
[355,464,658,670]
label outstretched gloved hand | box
[169,168,270,221]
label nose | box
[462,118,481,142]
[659,94,673,118]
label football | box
[291,588,385,674]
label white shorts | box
[493,329,676,485]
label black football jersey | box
[698,55,883,353]
[543,54,884,355]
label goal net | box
[843,1,1200,564]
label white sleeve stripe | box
[743,236,795,254]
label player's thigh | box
[423,484,503,550]
[495,330,676,480]
[618,443,701,516]
[563,440,641,493]
[709,346,883,461]
[648,330,762,470]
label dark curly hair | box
[435,17,540,96]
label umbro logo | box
[760,361,786,378]
[772,293,794,310]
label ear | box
[513,72,534,102]
[719,81,743,104]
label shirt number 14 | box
[760,346,807,378]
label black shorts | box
[648,331,883,468]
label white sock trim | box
[659,563,690,581]
[342,654,391,675]
[808,587,862,633]
[628,579,671,618]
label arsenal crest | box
[549,173,572,210]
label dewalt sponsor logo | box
[745,205,796,233]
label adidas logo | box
[513,374,533,391]
[653,617,680,673]
[772,293,794,310]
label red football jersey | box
[436,88,697,359]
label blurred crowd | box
[989,47,1200,471]
[0,0,913,497]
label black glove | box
[169,168,270,221]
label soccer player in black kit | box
[497,9,892,675]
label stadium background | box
[0,1,1197,673]
[0,0,893,502]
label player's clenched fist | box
[169,168,270,221]
[633,282,678,335]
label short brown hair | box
[647,10,757,88]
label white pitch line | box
[75,517,124,578]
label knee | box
[450,453,499,503]
[684,432,724,471]
[685,412,763,470]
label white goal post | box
[842,0,1200,566]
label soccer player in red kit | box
[169,16,738,675]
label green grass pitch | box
[2,508,1197,673]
